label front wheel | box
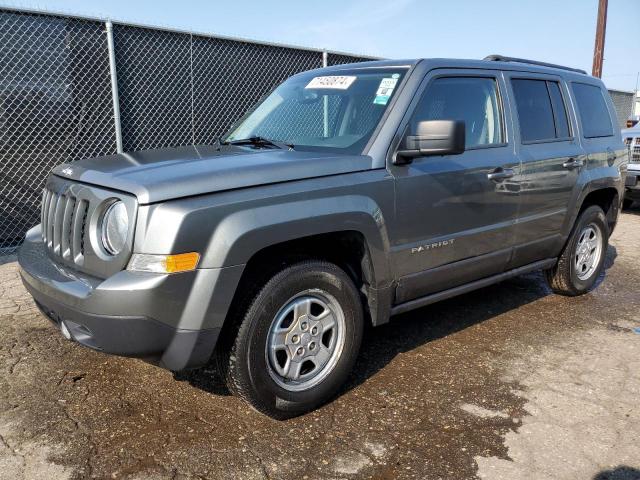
[545,205,608,296]
[218,260,363,419]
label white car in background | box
[622,124,640,209]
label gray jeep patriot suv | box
[19,56,628,418]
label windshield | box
[224,68,408,154]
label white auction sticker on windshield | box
[373,77,398,105]
[305,76,357,89]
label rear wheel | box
[545,205,608,296]
[218,260,363,419]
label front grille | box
[41,187,89,265]
[39,176,136,278]
[625,137,633,146]
[632,145,640,163]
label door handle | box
[487,168,515,182]
[562,157,584,169]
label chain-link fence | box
[0,8,375,253]
[609,89,635,129]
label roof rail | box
[483,55,588,75]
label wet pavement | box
[1,209,639,480]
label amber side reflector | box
[164,252,200,273]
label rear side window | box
[512,79,570,142]
[572,83,613,138]
[547,82,570,138]
[411,77,503,148]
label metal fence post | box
[105,21,123,153]
[322,50,328,137]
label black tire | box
[623,198,634,210]
[545,205,609,296]
[217,260,363,419]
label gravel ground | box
[1,209,639,480]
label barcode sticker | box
[373,77,398,105]
[305,76,357,90]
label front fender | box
[201,195,392,288]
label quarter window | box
[547,82,571,138]
[572,83,613,138]
[511,79,571,142]
[411,77,503,148]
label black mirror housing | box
[395,120,465,164]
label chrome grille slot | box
[46,192,58,249]
[52,194,67,255]
[626,138,640,163]
[60,197,76,260]
[41,189,51,243]
[76,200,89,258]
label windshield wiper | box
[223,136,294,150]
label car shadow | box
[621,202,640,216]
[349,244,617,392]
[181,244,618,400]
[347,270,553,391]
[593,466,640,480]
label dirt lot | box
[1,210,639,480]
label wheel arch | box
[565,173,622,239]
[226,227,394,329]
[577,186,620,234]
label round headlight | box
[101,201,128,255]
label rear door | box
[505,73,585,268]
[570,81,619,181]
[389,70,521,303]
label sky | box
[2,0,638,91]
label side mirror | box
[395,120,465,164]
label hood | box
[52,145,373,204]
[622,126,640,137]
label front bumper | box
[626,168,640,200]
[18,225,244,371]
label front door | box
[390,70,521,304]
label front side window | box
[572,83,613,138]
[224,68,408,154]
[411,77,503,148]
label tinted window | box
[572,83,613,138]
[411,77,503,148]
[511,79,556,142]
[547,82,570,138]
